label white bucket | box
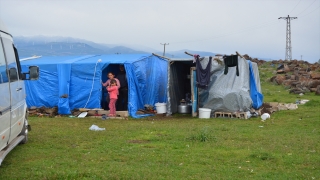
[199,108,211,118]
[155,103,167,114]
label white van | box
[0,19,39,165]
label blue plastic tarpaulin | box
[248,61,264,109]
[21,54,168,118]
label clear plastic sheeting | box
[21,54,168,118]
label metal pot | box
[178,102,191,114]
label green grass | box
[0,63,319,179]
[1,112,319,179]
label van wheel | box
[19,119,28,144]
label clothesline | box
[184,51,244,59]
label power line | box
[170,19,281,44]
[295,0,317,16]
[300,5,320,18]
[288,0,302,15]
[278,15,298,60]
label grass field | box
[0,63,319,179]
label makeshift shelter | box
[20,54,168,118]
[160,53,263,116]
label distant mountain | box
[165,49,217,58]
[16,42,105,57]
[105,46,147,54]
[14,36,270,61]
[14,36,148,57]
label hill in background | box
[14,36,271,60]
[14,36,148,57]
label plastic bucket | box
[155,103,167,114]
[199,108,211,118]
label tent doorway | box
[101,64,128,111]
[169,61,195,115]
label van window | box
[2,38,19,82]
[0,39,9,84]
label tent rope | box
[83,59,101,108]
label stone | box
[310,72,320,79]
[276,69,285,74]
[290,75,296,80]
[316,85,320,95]
[282,80,296,87]
[284,64,290,72]
[289,88,304,94]
[274,75,286,85]
[310,88,317,92]
[307,80,320,88]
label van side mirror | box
[29,66,39,80]
[21,66,39,80]
[9,68,18,82]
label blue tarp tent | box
[20,54,168,118]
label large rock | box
[310,88,317,92]
[310,72,320,79]
[289,88,304,94]
[310,64,320,71]
[307,80,320,88]
[316,85,320,95]
[284,64,290,72]
[283,80,297,87]
[273,75,286,85]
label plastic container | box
[199,108,211,118]
[155,103,167,114]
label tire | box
[19,119,28,144]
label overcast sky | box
[0,0,319,62]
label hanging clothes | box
[196,56,212,89]
[223,55,239,76]
[193,54,199,63]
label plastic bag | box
[89,124,105,131]
[261,113,270,121]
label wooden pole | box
[236,51,244,59]
[184,51,194,57]
[152,53,171,61]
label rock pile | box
[268,60,320,95]
[242,54,320,95]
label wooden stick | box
[236,51,244,59]
[152,53,171,61]
[184,51,194,57]
[213,57,223,65]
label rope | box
[83,59,101,108]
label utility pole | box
[278,15,297,60]
[160,43,169,56]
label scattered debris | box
[89,124,105,131]
[28,106,128,119]
[78,112,88,118]
[261,113,270,121]
[214,111,248,119]
[28,106,58,117]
